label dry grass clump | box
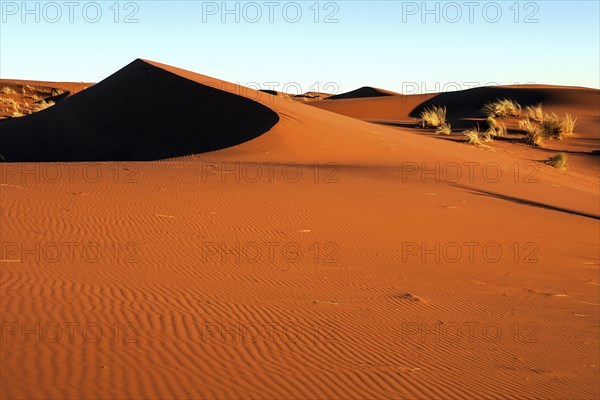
[435,122,452,135]
[464,125,493,145]
[482,99,521,118]
[0,97,18,107]
[544,153,568,171]
[11,110,24,118]
[560,113,577,137]
[465,129,481,145]
[519,119,544,146]
[539,112,562,138]
[494,123,507,137]
[518,104,577,144]
[32,99,55,112]
[419,106,446,128]
[525,103,544,122]
[537,112,576,139]
[1,86,16,95]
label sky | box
[1,1,599,95]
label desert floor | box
[1,60,598,399]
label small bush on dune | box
[435,122,452,135]
[482,99,521,118]
[1,87,16,95]
[537,112,562,138]
[525,103,544,122]
[560,113,577,137]
[544,153,568,171]
[419,106,446,128]
[493,123,507,137]
[521,103,577,141]
[465,130,481,145]
[519,119,544,146]
[486,116,498,130]
[480,130,494,143]
[486,116,507,138]
[32,99,55,112]
[0,97,17,107]
[464,125,492,145]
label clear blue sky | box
[1,1,598,95]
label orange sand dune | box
[1,60,598,399]
[327,86,400,100]
[0,60,278,161]
[311,85,599,128]
[309,84,600,178]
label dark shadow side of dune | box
[0,59,280,162]
[409,86,599,120]
[327,86,397,100]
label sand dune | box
[0,59,279,161]
[1,60,598,399]
[312,85,599,128]
[327,86,399,100]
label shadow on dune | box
[328,86,397,100]
[409,86,599,121]
[455,184,600,220]
[0,59,280,162]
[259,89,278,96]
[409,87,551,120]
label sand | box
[1,59,598,399]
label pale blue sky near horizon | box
[0,0,598,95]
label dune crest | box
[0,59,279,162]
[327,86,399,100]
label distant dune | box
[0,59,279,161]
[327,86,399,100]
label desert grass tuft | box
[0,97,18,108]
[419,106,446,128]
[435,122,452,135]
[539,112,563,139]
[1,87,16,95]
[519,119,544,146]
[525,103,544,122]
[464,125,489,145]
[544,153,568,171]
[482,98,521,118]
[559,113,577,137]
[32,100,55,112]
